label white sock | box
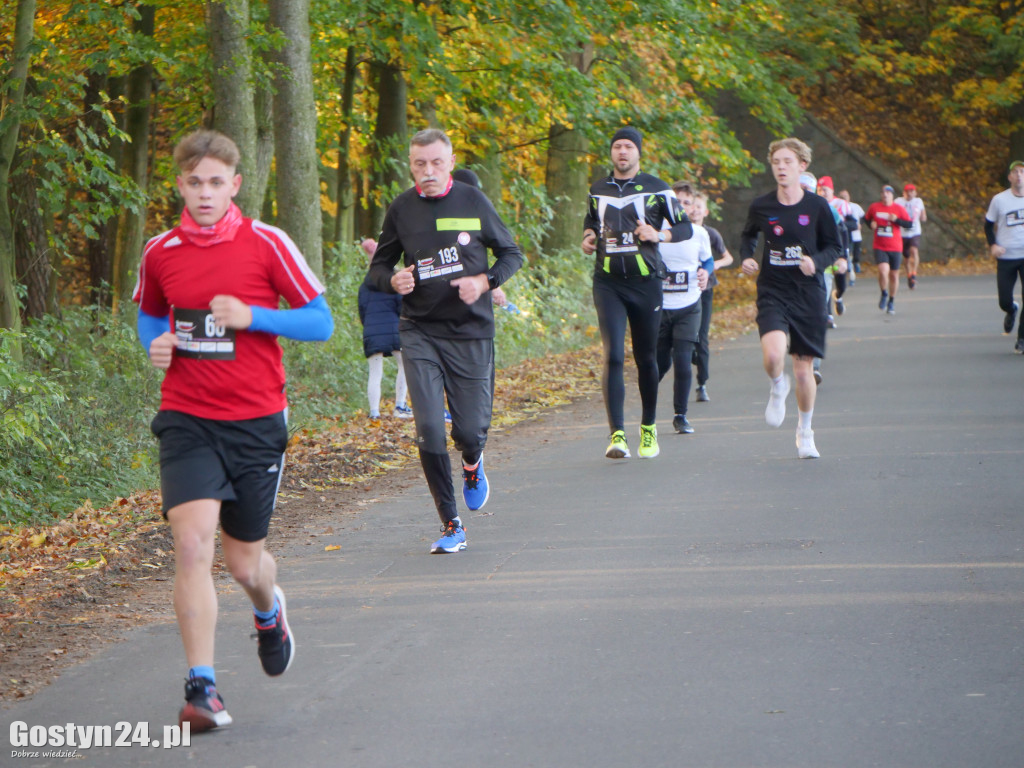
[393,350,408,408]
[367,353,384,413]
[771,374,786,391]
[798,409,813,432]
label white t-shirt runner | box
[847,201,865,243]
[986,189,1024,260]
[659,223,711,310]
[896,196,925,238]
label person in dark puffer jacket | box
[358,238,410,419]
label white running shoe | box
[765,375,790,428]
[796,428,820,459]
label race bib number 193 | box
[172,307,236,360]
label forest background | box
[1,0,1022,527]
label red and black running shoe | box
[179,676,232,732]
[256,585,294,676]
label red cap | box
[904,183,916,191]
[817,175,834,190]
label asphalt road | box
[4,274,1023,768]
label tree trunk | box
[268,0,322,275]
[0,0,37,334]
[207,0,262,217]
[368,59,407,234]
[12,151,53,320]
[540,122,590,254]
[541,45,593,256]
[354,171,372,240]
[83,71,124,309]
[251,79,275,219]
[333,45,357,246]
[112,3,154,313]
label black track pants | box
[401,325,494,523]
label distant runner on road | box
[686,188,734,404]
[984,160,1024,354]
[864,185,912,315]
[896,183,927,289]
[657,182,712,435]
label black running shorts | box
[151,409,288,542]
[901,236,921,256]
[874,249,903,269]
[756,285,827,359]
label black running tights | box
[592,274,662,432]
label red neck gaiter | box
[179,203,244,247]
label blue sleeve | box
[137,308,168,353]
[700,256,715,273]
[248,294,334,341]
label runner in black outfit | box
[367,129,523,553]
[582,127,692,459]
[740,137,844,459]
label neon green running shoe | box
[605,430,630,459]
[638,424,659,459]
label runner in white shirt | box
[658,185,713,434]
[984,160,1024,353]
[895,183,927,289]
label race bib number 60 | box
[172,307,236,360]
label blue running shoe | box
[462,456,490,510]
[393,404,413,419]
[431,520,467,554]
[444,408,452,424]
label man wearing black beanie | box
[582,126,692,460]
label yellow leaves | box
[325,544,341,552]
[66,555,107,570]
[29,532,48,548]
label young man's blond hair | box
[767,137,812,166]
[173,130,241,173]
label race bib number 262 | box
[768,245,804,267]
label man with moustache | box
[367,128,522,554]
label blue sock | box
[189,665,216,684]
[254,597,280,626]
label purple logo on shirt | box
[798,215,810,226]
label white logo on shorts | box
[267,464,279,473]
